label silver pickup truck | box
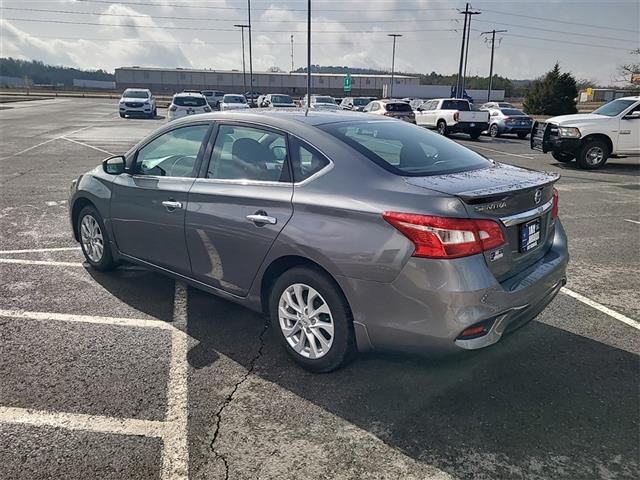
[414,98,489,139]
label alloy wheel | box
[278,283,335,359]
[80,214,104,263]
[585,146,604,166]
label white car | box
[167,92,211,122]
[118,88,156,118]
[201,90,225,109]
[532,96,640,169]
[363,100,416,123]
[220,94,250,111]
[480,101,514,110]
[304,95,340,110]
[262,94,296,108]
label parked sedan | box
[118,88,156,118]
[364,100,416,123]
[486,108,533,138]
[220,94,250,111]
[69,111,568,372]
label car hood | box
[121,97,149,101]
[546,113,604,126]
[403,162,558,200]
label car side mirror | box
[623,111,640,120]
[102,155,126,175]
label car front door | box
[423,101,437,127]
[110,123,212,275]
[185,123,294,296]
[618,103,640,154]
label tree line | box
[0,58,113,86]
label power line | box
[498,31,632,51]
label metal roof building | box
[115,67,419,97]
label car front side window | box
[134,125,210,177]
[207,124,289,182]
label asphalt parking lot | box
[0,98,638,480]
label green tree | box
[523,63,577,115]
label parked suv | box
[262,94,296,108]
[340,97,372,112]
[118,88,156,118]
[363,100,416,123]
[201,90,225,109]
[167,92,211,121]
[531,96,640,169]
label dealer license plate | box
[519,218,541,252]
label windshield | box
[319,120,491,176]
[201,91,213,96]
[386,103,412,112]
[592,99,637,117]
[123,89,149,99]
[441,100,470,111]
[314,96,336,104]
[501,109,527,116]
[354,98,370,106]
[224,95,247,104]
[173,96,207,107]
[271,95,293,104]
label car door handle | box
[162,200,183,210]
[246,214,277,225]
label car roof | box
[619,96,640,101]
[173,92,205,98]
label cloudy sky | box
[1,0,638,83]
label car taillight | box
[383,111,393,116]
[552,187,559,219]
[382,212,505,259]
[453,111,459,122]
[169,105,177,111]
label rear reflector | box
[552,187,559,219]
[382,212,506,259]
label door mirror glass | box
[102,155,126,175]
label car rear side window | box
[135,125,209,177]
[289,137,330,183]
[441,100,470,111]
[319,121,491,176]
[207,124,289,182]
[386,103,412,112]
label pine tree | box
[523,63,578,115]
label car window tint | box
[319,120,491,176]
[174,96,207,107]
[207,125,288,182]
[290,137,330,182]
[135,125,209,177]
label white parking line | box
[0,258,83,267]
[61,137,114,156]
[471,145,535,159]
[0,308,176,330]
[161,282,190,480]
[623,219,640,225]
[0,406,166,438]
[561,287,640,331]
[0,247,80,254]
[0,126,92,161]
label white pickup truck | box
[414,98,489,139]
[531,96,640,169]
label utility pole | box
[234,24,249,98]
[388,34,402,98]
[305,0,311,115]
[481,29,507,101]
[290,35,294,72]
[456,3,480,98]
[247,0,254,102]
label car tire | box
[152,108,157,117]
[77,205,116,271]
[576,139,610,170]
[552,151,574,163]
[269,266,356,373]
[517,132,528,139]
[469,130,482,140]
[119,112,125,118]
[489,124,500,137]
[437,120,448,136]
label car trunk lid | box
[404,163,559,282]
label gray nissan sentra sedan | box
[69,111,568,372]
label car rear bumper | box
[502,124,532,134]
[337,220,569,354]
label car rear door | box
[110,123,212,275]
[185,122,294,297]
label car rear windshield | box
[123,89,149,99]
[441,100,470,111]
[224,95,246,103]
[173,96,207,107]
[271,95,293,104]
[319,120,491,176]
[314,96,336,104]
[354,98,370,106]
[592,99,637,117]
[201,91,213,96]
[385,102,412,112]
[501,108,527,116]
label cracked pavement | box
[0,98,638,479]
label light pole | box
[247,0,254,103]
[388,33,402,98]
[305,0,311,115]
[234,24,249,98]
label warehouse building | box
[115,67,420,98]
